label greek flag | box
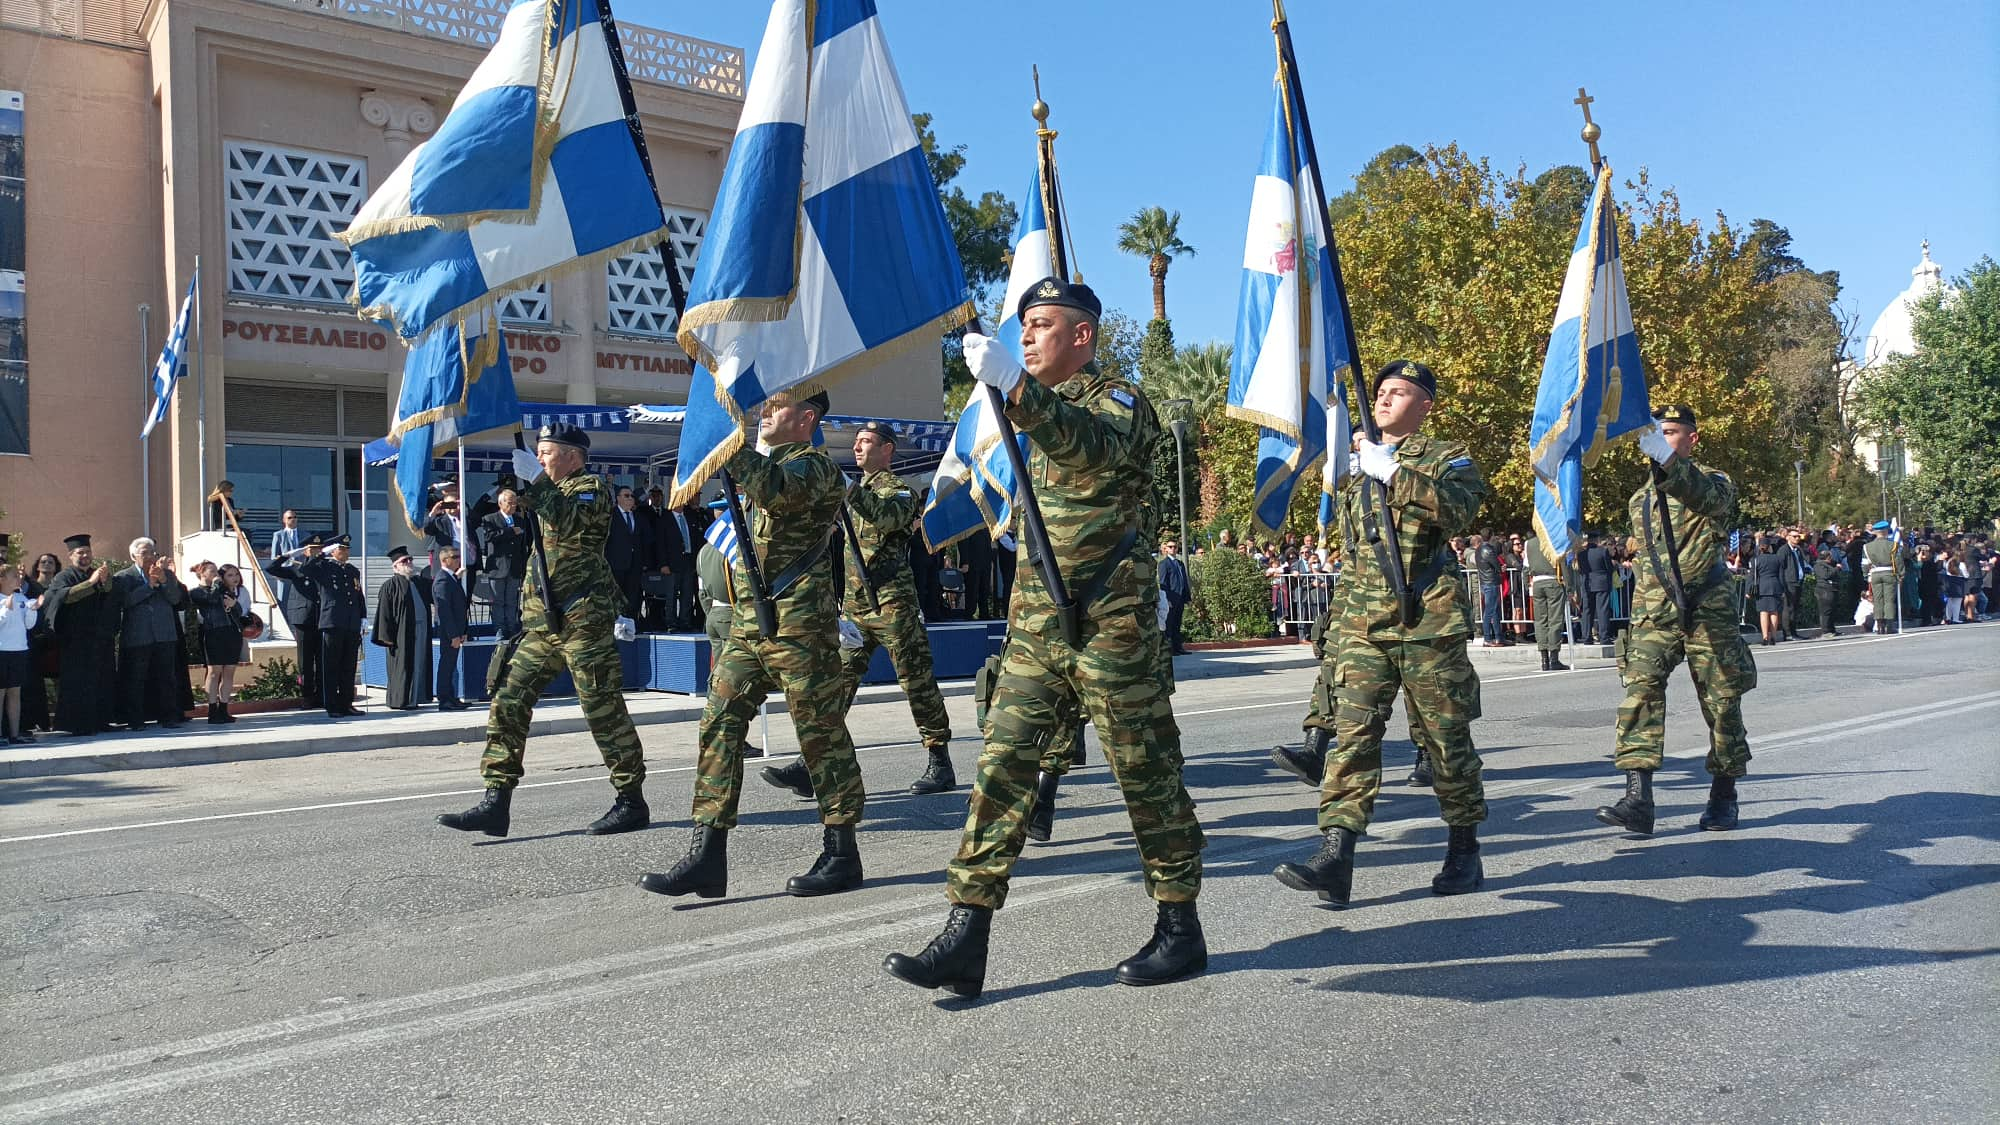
[994,170,1054,360]
[1529,163,1655,564]
[704,507,743,568]
[669,0,973,505]
[340,0,669,340]
[141,266,198,438]
[382,317,522,532]
[1227,53,1353,537]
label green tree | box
[916,112,1019,415]
[1855,257,2000,529]
[1144,340,1229,521]
[1115,206,1196,322]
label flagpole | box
[194,256,208,519]
[138,303,151,538]
[1271,4,1415,624]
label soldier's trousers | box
[1303,645,1441,759]
[1532,578,1566,653]
[1869,572,1899,629]
[1317,633,1486,832]
[480,624,645,791]
[975,650,1082,773]
[834,596,952,750]
[948,617,1204,909]
[1613,604,1756,777]
[696,630,863,828]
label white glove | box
[511,448,544,482]
[964,332,1024,398]
[613,615,636,642]
[1356,439,1400,484]
[837,618,864,650]
[1637,422,1676,465]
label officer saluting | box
[436,424,650,838]
[885,278,1207,998]
[1595,404,1757,835]
[1862,520,1902,634]
[1272,361,1492,906]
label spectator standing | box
[40,536,119,736]
[1475,529,1506,646]
[113,537,188,730]
[189,561,250,723]
[0,564,36,743]
[1750,536,1788,645]
[432,546,470,710]
[479,489,531,637]
[1158,538,1191,655]
[21,552,59,733]
[372,546,434,711]
[268,509,304,606]
[1813,536,1844,637]
[1781,530,1807,639]
[605,485,652,622]
[958,528,994,620]
[205,480,237,533]
[654,491,697,632]
[1579,532,1616,644]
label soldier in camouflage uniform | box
[760,421,957,801]
[641,389,868,900]
[1596,404,1756,835]
[437,424,648,839]
[1272,589,1444,790]
[886,278,1206,999]
[1524,536,1570,671]
[1273,361,1490,906]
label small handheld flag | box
[704,506,743,568]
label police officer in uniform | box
[641,389,869,899]
[294,536,365,718]
[436,424,650,838]
[885,279,1206,997]
[760,419,957,799]
[1863,520,1901,634]
[1271,361,1491,906]
[1595,405,1756,835]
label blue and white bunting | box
[670,0,972,506]
[1227,62,1353,536]
[141,265,199,439]
[704,506,743,568]
[340,0,668,340]
[382,317,522,533]
[1529,163,1655,564]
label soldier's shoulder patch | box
[894,489,913,498]
[576,491,596,504]
[1108,387,1135,409]
[1447,456,1474,469]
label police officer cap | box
[856,420,897,445]
[385,545,411,562]
[1017,275,1102,322]
[537,422,591,452]
[1871,520,1892,531]
[1375,359,1437,399]
[303,533,326,547]
[328,534,352,549]
[706,497,730,511]
[62,533,91,550]
[1653,403,1697,428]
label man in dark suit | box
[479,488,531,637]
[267,532,324,708]
[432,545,471,709]
[649,490,695,632]
[958,528,994,620]
[1578,531,1616,644]
[1782,530,1808,639]
[1158,537,1191,655]
[605,485,652,621]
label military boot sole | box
[786,864,864,897]
[1114,948,1208,987]
[1272,863,1351,905]
[1594,806,1656,835]
[437,814,509,838]
[637,872,725,898]
[759,764,816,801]
[908,775,957,795]
[881,954,984,999]
[1269,745,1324,787]
[1431,859,1485,896]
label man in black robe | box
[40,534,119,736]
[372,545,433,710]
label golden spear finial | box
[1032,64,1051,135]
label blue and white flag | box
[1227,53,1353,536]
[1529,163,1655,564]
[994,170,1055,361]
[704,506,743,568]
[382,318,522,532]
[341,0,668,340]
[141,265,199,438]
[670,0,972,505]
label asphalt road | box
[3,624,1996,1124]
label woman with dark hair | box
[1750,536,1788,645]
[190,561,250,723]
[21,552,59,732]
[206,480,237,533]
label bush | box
[239,656,301,702]
[1187,549,1274,640]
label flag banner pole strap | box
[839,504,880,615]
[514,432,560,639]
[717,466,778,639]
[1651,464,1692,630]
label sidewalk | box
[0,645,1329,780]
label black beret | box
[798,388,831,417]
[1375,359,1437,399]
[62,534,91,550]
[855,420,897,445]
[1653,403,1697,428]
[537,422,591,451]
[1017,275,1102,322]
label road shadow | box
[0,774,172,805]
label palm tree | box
[1146,341,1232,519]
[1116,206,1196,322]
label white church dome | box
[1862,241,1949,368]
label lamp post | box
[1162,398,1191,549]
[1794,460,1805,525]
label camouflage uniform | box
[1300,596,1444,767]
[480,470,644,791]
[1317,433,1489,833]
[946,364,1204,910]
[834,467,952,749]
[693,442,863,829]
[1612,456,1757,776]
[1863,534,1901,631]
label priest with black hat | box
[40,534,120,736]
[371,545,433,710]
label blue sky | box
[630,0,1998,351]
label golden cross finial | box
[1032,65,1050,131]
[1574,86,1603,170]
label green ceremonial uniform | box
[946,364,1203,910]
[1863,534,1902,630]
[1317,433,1489,833]
[1524,539,1567,653]
[834,467,952,750]
[693,442,863,829]
[480,470,644,792]
[1612,455,1757,776]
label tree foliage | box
[1854,257,2000,529]
[917,112,1018,415]
[1116,206,1196,322]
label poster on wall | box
[0,89,26,456]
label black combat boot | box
[206,703,224,725]
[1538,651,1551,671]
[1270,728,1330,787]
[1546,651,1569,671]
[1115,901,1208,986]
[585,787,650,835]
[1410,747,1435,787]
[1595,769,1656,835]
[216,701,236,724]
[1273,826,1357,905]
[909,746,957,794]
[1070,724,1087,766]
[437,787,512,837]
[786,824,864,897]
[759,757,816,800]
[1698,774,1740,831]
[638,824,727,898]
[1024,771,1060,845]
[883,903,991,999]
[1431,824,1484,895]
